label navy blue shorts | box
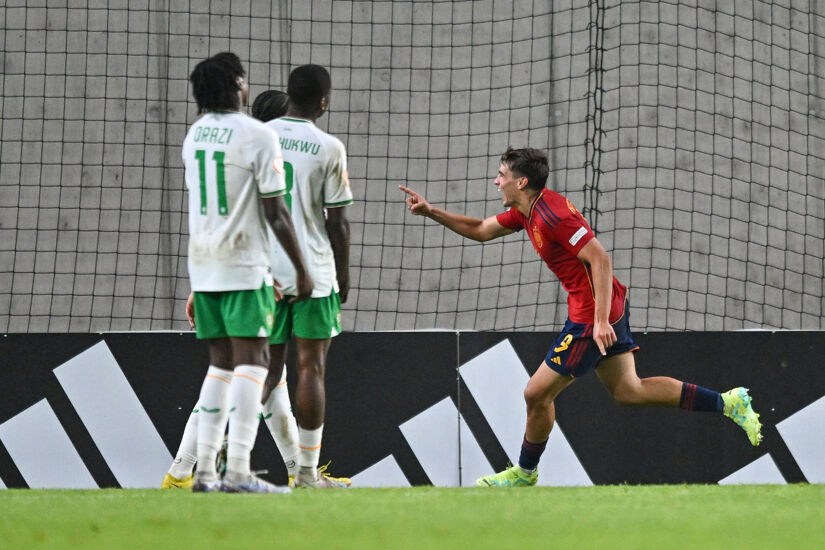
[544,299,639,378]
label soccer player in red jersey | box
[401,147,762,487]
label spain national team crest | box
[532,225,543,248]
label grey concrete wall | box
[1,0,823,332]
[593,0,825,329]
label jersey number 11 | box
[195,149,228,215]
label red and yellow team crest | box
[566,199,580,216]
[532,225,543,249]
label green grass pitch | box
[1,485,823,549]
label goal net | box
[1,0,823,332]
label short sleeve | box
[324,138,354,207]
[496,208,524,231]
[255,126,287,198]
[550,206,595,256]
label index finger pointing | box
[398,185,417,196]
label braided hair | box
[251,90,289,122]
[189,52,246,113]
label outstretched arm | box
[400,186,513,242]
[577,238,617,355]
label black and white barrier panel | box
[0,332,823,488]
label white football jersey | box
[183,112,286,291]
[265,117,353,297]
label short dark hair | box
[287,64,331,111]
[189,52,245,113]
[251,90,289,122]
[500,147,549,191]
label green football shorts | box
[269,291,342,344]
[193,282,276,340]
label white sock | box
[226,364,268,478]
[168,404,198,478]
[298,424,324,471]
[261,368,300,476]
[195,366,233,478]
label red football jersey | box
[496,188,627,324]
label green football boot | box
[722,387,763,446]
[476,465,538,487]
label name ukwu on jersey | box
[280,137,321,155]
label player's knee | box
[523,384,548,410]
[243,347,270,368]
[297,356,325,378]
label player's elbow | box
[268,210,289,234]
[586,248,612,273]
[263,196,290,228]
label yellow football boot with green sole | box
[722,387,763,446]
[476,465,538,487]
